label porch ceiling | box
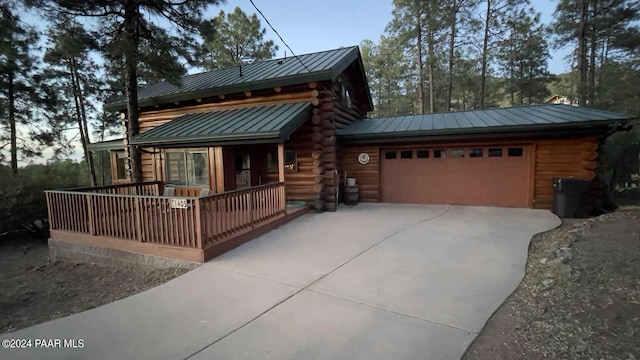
[131,102,312,147]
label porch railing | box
[200,182,286,247]
[45,182,286,251]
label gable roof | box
[105,46,371,112]
[337,104,635,142]
[131,102,313,147]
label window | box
[266,151,278,172]
[469,149,484,158]
[385,151,397,159]
[488,148,503,157]
[450,149,465,158]
[284,150,297,172]
[416,150,429,158]
[433,150,445,158]
[400,150,413,159]
[508,147,524,157]
[165,150,209,186]
[112,151,127,180]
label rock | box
[548,241,560,256]
[542,279,554,286]
[555,247,573,260]
[573,222,585,228]
[547,257,564,268]
[568,229,579,234]
[543,271,555,279]
[559,265,572,276]
[566,234,577,244]
[540,257,548,265]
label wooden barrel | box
[344,185,359,205]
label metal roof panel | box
[338,104,635,139]
[132,102,312,146]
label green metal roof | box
[338,104,636,141]
[131,102,312,147]
[87,139,125,151]
[105,46,372,112]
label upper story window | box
[165,150,209,186]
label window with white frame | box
[165,150,209,186]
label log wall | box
[533,136,599,209]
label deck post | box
[86,194,95,235]
[134,197,143,242]
[249,189,254,229]
[194,198,203,249]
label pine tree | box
[497,5,552,105]
[45,0,222,183]
[200,7,278,70]
[0,3,41,174]
[43,17,103,185]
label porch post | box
[213,146,225,193]
[277,143,285,183]
[278,143,286,210]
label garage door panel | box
[381,146,531,208]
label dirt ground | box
[0,234,188,335]
[464,207,640,360]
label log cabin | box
[46,46,636,265]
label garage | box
[338,104,634,209]
[380,145,532,207]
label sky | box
[212,0,572,74]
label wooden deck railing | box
[199,182,286,247]
[45,182,286,251]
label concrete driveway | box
[1,204,559,360]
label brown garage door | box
[381,145,532,208]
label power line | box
[248,0,312,73]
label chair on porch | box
[163,185,175,197]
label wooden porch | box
[45,181,308,263]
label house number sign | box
[358,152,370,165]
[170,198,189,209]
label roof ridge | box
[180,45,359,79]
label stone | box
[543,271,555,279]
[566,234,577,244]
[573,222,584,228]
[559,265,572,275]
[548,241,560,256]
[547,257,564,267]
[542,279,554,286]
[568,229,579,234]
[540,258,548,265]
[555,247,573,260]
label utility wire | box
[248,0,312,73]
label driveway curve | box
[1,204,559,360]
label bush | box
[0,160,90,236]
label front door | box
[235,152,251,189]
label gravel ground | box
[0,234,189,335]
[464,207,640,359]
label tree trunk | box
[70,58,97,186]
[416,11,426,114]
[577,0,588,107]
[588,0,597,107]
[480,0,491,109]
[427,21,435,113]
[9,68,17,175]
[124,0,142,183]
[446,0,458,112]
